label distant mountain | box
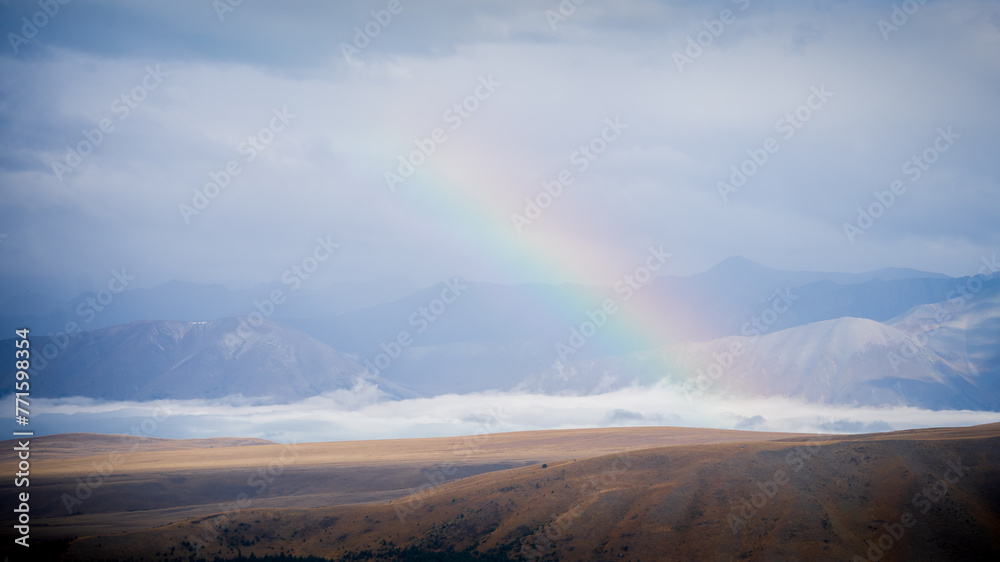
[889,285,1000,400]
[746,276,1000,337]
[697,256,950,288]
[0,276,420,335]
[0,290,65,317]
[863,266,954,281]
[522,287,1000,410]
[0,318,407,402]
[284,280,639,393]
[679,316,983,409]
[281,265,992,396]
[0,259,964,355]
[2,259,992,406]
[289,280,604,352]
[293,270,975,355]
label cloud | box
[24,384,1000,443]
[0,0,998,299]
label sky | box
[1,0,999,300]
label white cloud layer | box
[1,0,999,297]
[29,383,1000,443]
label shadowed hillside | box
[54,423,1000,561]
[0,426,807,548]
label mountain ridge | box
[0,317,406,402]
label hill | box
[39,423,1000,561]
[0,426,807,545]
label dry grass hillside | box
[46,423,1000,561]
[0,433,275,461]
[0,426,807,545]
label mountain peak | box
[703,256,777,277]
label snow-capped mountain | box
[2,259,996,410]
[522,286,1000,410]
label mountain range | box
[0,318,406,402]
[3,257,998,410]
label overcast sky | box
[1,0,998,299]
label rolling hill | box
[0,427,808,544]
[49,423,1000,561]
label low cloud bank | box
[22,382,1000,443]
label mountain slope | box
[2,261,992,404]
[523,284,1000,410]
[687,317,981,408]
[0,258,963,358]
[0,277,420,335]
[0,318,403,402]
[285,273,994,396]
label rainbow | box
[384,141,706,383]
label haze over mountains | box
[2,318,407,402]
[0,256,960,339]
[4,256,999,417]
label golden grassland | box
[3,424,999,560]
